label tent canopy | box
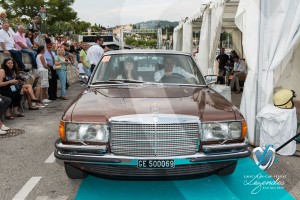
[176,0,300,146]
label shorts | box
[38,70,49,88]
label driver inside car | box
[154,57,195,82]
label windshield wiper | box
[91,79,145,85]
[110,79,145,83]
[91,80,124,85]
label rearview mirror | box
[205,75,217,85]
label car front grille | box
[77,161,236,177]
[110,123,200,157]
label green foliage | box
[125,36,157,48]
[162,26,174,38]
[0,0,99,35]
[0,0,77,26]
[71,19,91,35]
[219,31,232,48]
[50,21,74,35]
[125,37,137,46]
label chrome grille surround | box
[109,114,200,157]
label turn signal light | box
[59,121,65,141]
[242,120,248,139]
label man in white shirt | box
[0,20,29,72]
[86,36,105,73]
[230,55,247,93]
[154,57,195,82]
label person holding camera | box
[0,58,23,119]
[54,47,71,100]
[0,58,41,118]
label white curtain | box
[208,1,225,72]
[173,24,183,51]
[236,0,300,145]
[274,42,300,101]
[197,9,210,75]
[182,22,193,54]
[258,0,300,108]
[197,0,225,76]
[232,28,243,58]
[235,0,260,145]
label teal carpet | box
[75,158,294,200]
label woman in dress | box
[36,46,51,103]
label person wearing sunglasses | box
[25,31,35,50]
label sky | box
[71,0,204,27]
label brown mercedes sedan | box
[55,50,250,179]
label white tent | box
[236,0,300,145]
[172,9,204,53]
[173,0,239,75]
[197,0,226,75]
[176,0,300,146]
[173,22,183,51]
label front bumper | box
[55,139,250,177]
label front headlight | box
[65,123,109,142]
[202,121,242,141]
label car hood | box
[68,86,239,122]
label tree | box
[90,23,101,32]
[70,19,91,35]
[51,21,74,35]
[0,0,77,26]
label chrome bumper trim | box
[55,139,107,152]
[202,143,248,153]
[55,139,250,164]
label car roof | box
[104,49,192,56]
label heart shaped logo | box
[253,145,276,170]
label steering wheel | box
[159,73,189,83]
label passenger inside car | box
[154,56,195,83]
[116,57,143,81]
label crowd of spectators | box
[0,11,101,135]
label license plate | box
[137,159,175,169]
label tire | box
[64,162,87,179]
[216,161,237,176]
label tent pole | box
[255,0,264,146]
[241,32,244,58]
[207,8,211,74]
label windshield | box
[90,53,206,85]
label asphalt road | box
[0,83,84,200]
[0,83,299,200]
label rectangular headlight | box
[202,121,242,141]
[65,123,109,142]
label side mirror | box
[205,75,217,85]
[78,74,89,85]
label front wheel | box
[216,161,237,176]
[64,162,87,179]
